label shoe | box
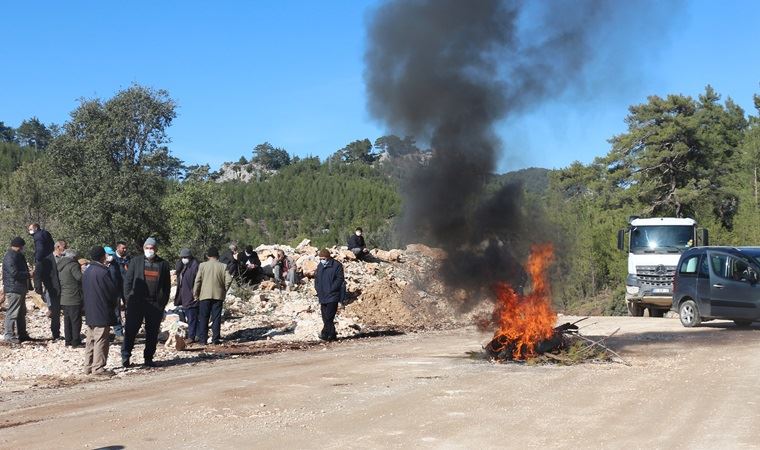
[91,369,115,377]
[143,359,157,368]
[18,334,31,342]
[84,369,92,375]
[122,358,131,368]
[71,342,83,348]
[4,336,20,344]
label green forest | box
[2,84,759,315]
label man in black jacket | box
[219,243,240,277]
[314,249,345,341]
[3,237,31,344]
[82,246,117,376]
[238,245,262,285]
[120,237,171,368]
[348,227,369,261]
[28,223,61,340]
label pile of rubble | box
[1,241,482,390]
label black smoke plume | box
[365,0,675,305]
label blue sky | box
[1,0,758,173]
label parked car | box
[672,246,760,327]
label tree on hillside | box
[162,181,230,258]
[16,117,53,150]
[333,138,377,164]
[47,84,179,249]
[252,142,290,170]
[604,85,747,228]
[0,122,15,143]
[374,135,420,157]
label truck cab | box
[617,217,708,317]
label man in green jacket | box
[57,249,83,347]
[193,247,232,345]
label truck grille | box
[636,265,676,287]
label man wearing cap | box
[193,247,232,345]
[27,223,62,340]
[82,246,118,375]
[3,237,32,344]
[173,248,200,343]
[104,246,124,340]
[314,249,345,341]
[58,248,84,347]
[121,237,171,367]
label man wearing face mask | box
[121,237,171,368]
[173,248,200,343]
[28,223,62,340]
[314,249,345,341]
[348,227,369,261]
[3,237,32,344]
[104,246,124,341]
[238,244,262,285]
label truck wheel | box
[733,320,752,327]
[649,308,665,318]
[627,301,644,317]
[679,300,701,328]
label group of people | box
[2,224,364,374]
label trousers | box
[3,291,27,340]
[320,301,338,340]
[121,299,164,361]
[62,305,83,345]
[198,299,223,344]
[84,326,110,374]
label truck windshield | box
[630,225,694,253]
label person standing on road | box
[314,249,345,341]
[113,241,130,340]
[3,237,31,344]
[174,248,200,343]
[28,223,62,340]
[58,249,84,347]
[82,246,118,376]
[121,237,171,368]
[193,247,232,346]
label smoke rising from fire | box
[364,0,676,304]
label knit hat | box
[90,246,106,261]
[318,248,331,258]
[179,248,193,258]
[245,245,254,253]
[207,247,220,258]
[10,236,25,248]
[104,246,115,255]
[144,237,157,247]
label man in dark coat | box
[314,249,345,341]
[113,241,131,339]
[348,227,369,261]
[121,237,171,368]
[82,246,117,376]
[238,245,262,285]
[173,248,200,343]
[28,223,61,340]
[104,246,124,340]
[3,237,31,344]
[58,249,84,347]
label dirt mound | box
[345,279,447,330]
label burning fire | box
[488,244,556,360]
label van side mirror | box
[750,270,759,284]
[617,229,625,251]
[699,228,709,246]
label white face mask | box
[106,255,114,263]
[181,258,190,265]
[144,249,155,259]
[355,231,362,236]
[320,259,328,266]
[28,230,35,235]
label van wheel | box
[679,300,701,328]
[649,308,665,318]
[627,302,644,317]
[733,320,752,327]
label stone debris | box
[0,243,489,390]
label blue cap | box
[104,246,115,255]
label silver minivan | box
[672,246,760,327]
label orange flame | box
[491,243,556,359]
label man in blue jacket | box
[82,246,117,376]
[28,223,61,340]
[314,249,345,341]
[3,237,31,344]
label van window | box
[729,257,750,281]
[679,256,699,275]
[710,254,728,278]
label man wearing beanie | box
[3,237,31,344]
[121,237,171,367]
[193,246,232,345]
[314,249,345,341]
[82,246,117,375]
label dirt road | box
[2,316,760,449]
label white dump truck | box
[617,217,708,317]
